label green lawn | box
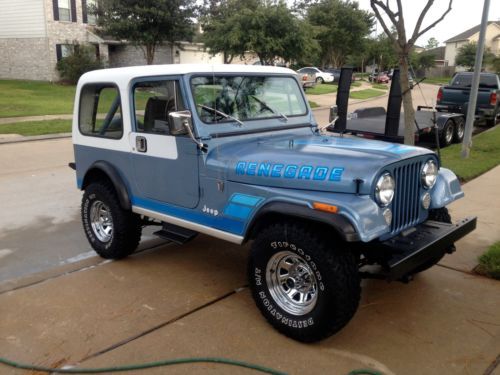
[424,77,452,85]
[0,120,71,136]
[306,84,337,95]
[371,83,389,90]
[0,80,77,117]
[478,242,500,279]
[351,81,362,87]
[308,100,319,108]
[440,126,500,182]
[350,89,386,100]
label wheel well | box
[245,212,349,244]
[82,166,131,210]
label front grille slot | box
[391,160,422,234]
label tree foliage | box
[56,45,103,84]
[455,42,495,70]
[94,0,195,64]
[307,0,374,68]
[200,0,317,65]
[426,37,439,49]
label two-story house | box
[444,21,500,69]
[0,0,222,81]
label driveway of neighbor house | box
[0,135,499,375]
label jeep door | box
[129,78,199,208]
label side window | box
[79,84,123,139]
[133,80,185,135]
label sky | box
[356,0,500,46]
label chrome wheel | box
[266,251,318,316]
[90,200,113,243]
[456,120,465,139]
[445,123,454,144]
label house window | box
[87,0,97,24]
[58,0,72,22]
[56,44,74,61]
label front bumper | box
[374,216,477,280]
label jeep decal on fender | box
[235,161,344,181]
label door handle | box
[136,136,147,152]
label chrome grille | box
[391,160,423,234]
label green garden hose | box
[0,355,384,375]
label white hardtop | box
[78,64,297,86]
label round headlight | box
[421,160,438,189]
[375,173,395,207]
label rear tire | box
[316,77,324,84]
[439,119,454,147]
[82,181,142,259]
[248,221,360,342]
[452,116,465,143]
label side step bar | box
[154,223,198,245]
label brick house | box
[0,0,222,81]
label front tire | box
[248,222,360,342]
[82,181,142,259]
[315,77,324,84]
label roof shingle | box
[445,21,499,43]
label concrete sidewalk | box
[0,174,499,374]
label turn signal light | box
[313,202,338,214]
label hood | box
[205,133,433,194]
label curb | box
[0,132,71,145]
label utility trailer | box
[327,68,465,148]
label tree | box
[370,0,453,145]
[426,37,439,49]
[307,0,374,68]
[94,0,195,64]
[455,42,495,70]
[200,0,317,65]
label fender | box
[82,161,131,210]
[436,113,463,131]
[245,201,360,243]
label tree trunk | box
[399,54,415,145]
[145,44,155,65]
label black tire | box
[248,221,360,342]
[439,119,454,147]
[82,181,142,259]
[452,116,465,143]
[315,77,324,84]
[410,208,452,274]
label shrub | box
[56,45,103,84]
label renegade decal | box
[235,161,344,181]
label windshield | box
[190,75,307,124]
[451,74,498,89]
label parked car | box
[369,72,390,84]
[298,67,334,84]
[324,68,356,83]
[71,64,476,343]
[297,71,316,90]
[436,72,500,126]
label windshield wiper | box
[250,95,288,122]
[197,104,244,126]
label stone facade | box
[108,44,173,68]
[0,38,52,80]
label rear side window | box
[79,84,123,139]
[451,74,498,89]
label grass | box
[424,77,452,85]
[0,120,71,136]
[350,89,386,100]
[308,100,319,108]
[477,242,500,279]
[0,80,77,117]
[371,83,389,90]
[351,81,362,87]
[306,84,337,95]
[440,126,500,182]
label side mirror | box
[329,105,338,123]
[168,110,192,135]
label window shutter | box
[71,0,77,22]
[82,0,88,23]
[53,0,59,21]
[56,44,62,61]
